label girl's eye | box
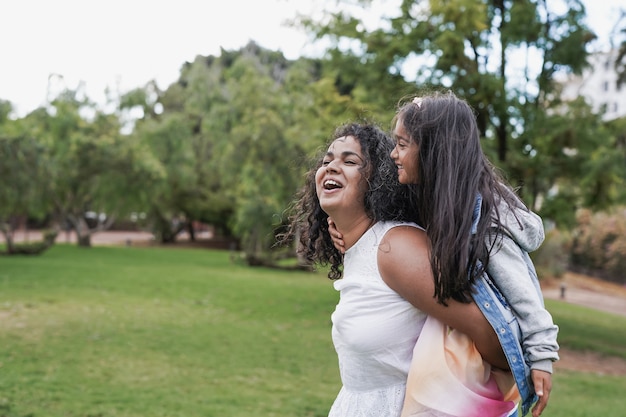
[322,159,331,166]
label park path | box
[542,272,626,317]
[7,229,211,246]
[542,272,626,375]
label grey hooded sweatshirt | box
[486,198,560,374]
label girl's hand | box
[531,369,552,417]
[327,218,346,254]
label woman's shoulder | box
[376,221,433,307]
[377,220,425,233]
[377,222,429,261]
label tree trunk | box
[72,217,92,247]
[496,0,508,163]
[77,233,92,247]
[151,210,181,243]
[187,221,196,241]
[497,121,507,162]
[0,223,16,254]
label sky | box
[1,0,624,117]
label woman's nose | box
[390,146,398,159]
[326,160,339,172]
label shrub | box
[533,227,569,279]
[570,207,626,284]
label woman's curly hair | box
[281,122,417,279]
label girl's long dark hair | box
[281,122,416,279]
[395,91,524,304]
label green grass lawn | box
[543,299,626,417]
[0,244,625,417]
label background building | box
[560,50,626,121]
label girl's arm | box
[377,225,508,370]
[328,218,346,254]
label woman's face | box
[391,118,420,184]
[315,135,368,216]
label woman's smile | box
[315,135,367,215]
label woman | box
[283,122,516,417]
[330,92,558,417]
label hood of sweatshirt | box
[496,195,545,253]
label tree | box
[128,42,366,264]
[512,97,625,228]
[31,87,163,247]
[0,108,55,254]
[216,53,299,262]
[297,0,615,227]
[130,111,215,243]
[299,0,594,161]
[126,55,239,243]
[214,45,371,263]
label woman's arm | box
[377,225,508,370]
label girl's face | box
[391,118,419,184]
[315,135,368,216]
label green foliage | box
[219,54,306,258]
[304,0,593,158]
[509,97,624,227]
[16,88,164,247]
[301,0,621,224]
[604,116,626,205]
[0,111,56,253]
[0,99,12,123]
[133,113,202,241]
[0,133,49,221]
[129,42,366,262]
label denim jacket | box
[470,195,542,416]
[472,269,536,416]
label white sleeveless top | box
[328,221,427,417]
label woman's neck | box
[332,214,375,251]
